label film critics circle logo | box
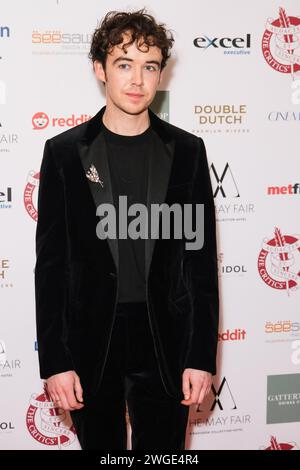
[258,227,300,295]
[261,435,299,450]
[24,171,39,221]
[26,387,77,448]
[262,7,300,78]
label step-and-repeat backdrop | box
[1,0,299,450]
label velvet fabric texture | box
[70,301,189,450]
[35,105,219,402]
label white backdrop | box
[0,0,300,450]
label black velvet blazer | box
[35,105,219,400]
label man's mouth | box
[125,93,144,99]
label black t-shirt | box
[103,122,154,303]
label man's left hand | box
[181,369,212,406]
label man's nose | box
[131,67,143,86]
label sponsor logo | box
[194,34,251,54]
[189,377,251,435]
[268,111,300,121]
[262,7,300,79]
[218,253,247,277]
[26,386,77,448]
[32,29,91,55]
[267,183,300,195]
[211,163,254,222]
[192,104,249,134]
[0,259,13,289]
[265,320,300,334]
[24,171,39,222]
[0,25,10,38]
[0,122,19,153]
[32,112,91,130]
[0,340,6,363]
[0,187,12,209]
[0,341,21,379]
[0,421,14,433]
[265,320,300,344]
[218,329,247,341]
[261,435,299,450]
[267,374,300,424]
[258,227,300,294]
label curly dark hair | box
[89,9,174,71]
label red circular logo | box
[262,8,300,76]
[258,228,300,293]
[24,171,39,221]
[32,112,49,130]
[26,389,77,448]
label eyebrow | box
[112,56,161,68]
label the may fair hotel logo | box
[192,104,249,135]
[32,28,92,55]
[210,162,255,223]
[0,340,21,379]
[0,121,19,154]
[188,377,251,437]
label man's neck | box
[102,105,150,136]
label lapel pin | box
[86,164,104,187]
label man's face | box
[94,32,164,116]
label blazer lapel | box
[145,116,175,279]
[76,106,175,279]
[77,119,119,273]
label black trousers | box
[70,301,189,450]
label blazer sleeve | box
[34,139,74,379]
[183,137,219,375]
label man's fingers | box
[181,383,201,406]
[45,371,84,410]
[65,388,81,410]
[51,391,60,404]
[182,373,191,400]
[58,391,70,411]
[74,375,84,403]
[197,385,206,405]
[190,382,201,404]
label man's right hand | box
[46,370,84,411]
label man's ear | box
[94,60,106,84]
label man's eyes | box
[145,65,159,71]
[118,63,159,71]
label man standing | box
[35,9,219,450]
